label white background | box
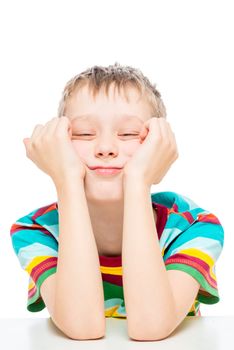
[0,0,233,318]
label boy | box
[10,63,224,341]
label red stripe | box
[32,202,56,220]
[28,284,37,298]
[101,273,123,286]
[165,253,217,289]
[154,202,168,240]
[30,257,57,284]
[10,223,54,238]
[183,211,195,224]
[168,207,195,224]
[198,213,222,225]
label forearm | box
[122,178,177,339]
[54,178,105,337]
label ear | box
[139,122,149,142]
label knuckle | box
[54,131,64,139]
[31,139,38,148]
[160,139,170,149]
[31,137,43,148]
[41,135,51,143]
[156,135,163,143]
[164,139,171,148]
[47,117,58,125]
[34,124,43,130]
[60,116,69,123]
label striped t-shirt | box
[10,191,224,317]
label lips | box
[93,168,122,175]
[88,166,123,176]
[89,166,123,170]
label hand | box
[123,117,179,187]
[23,116,87,186]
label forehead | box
[71,114,144,126]
[65,83,152,123]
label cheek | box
[72,141,90,158]
[72,140,141,158]
[123,140,141,156]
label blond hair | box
[57,62,166,119]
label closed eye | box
[72,133,139,136]
[120,134,139,136]
[74,134,94,136]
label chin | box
[84,175,124,202]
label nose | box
[94,137,119,159]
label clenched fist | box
[23,116,87,187]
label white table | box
[0,316,233,349]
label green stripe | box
[165,263,220,304]
[103,281,124,300]
[27,267,57,312]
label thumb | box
[23,138,30,146]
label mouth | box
[89,167,123,176]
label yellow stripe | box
[28,281,35,291]
[179,248,216,280]
[189,301,196,313]
[105,305,119,317]
[100,266,122,276]
[25,256,52,274]
[26,258,122,276]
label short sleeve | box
[161,193,224,305]
[10,207,58,312]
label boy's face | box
[65,83,153,202]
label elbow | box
[128,328,173,342]
[128,320,175,341]
[62,326,105,341]
[51,315,106,340]
[62,323,105,341]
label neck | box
[87,196,124,229]
[87,197,124,255]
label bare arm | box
[23,117,105,339]
[122,180,177,340]
[51,178,105,339]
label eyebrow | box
[71,114,144,123]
